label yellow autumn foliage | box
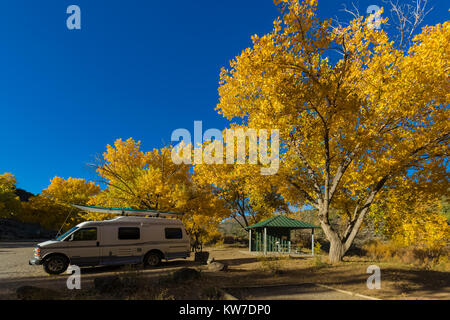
[90,138,229,246]
[215,0,449,261]
[379,191,449,249]
[21,177,101,230]
[396,213,449,249]
[0,173,21,219]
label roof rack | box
[71,204,184,218]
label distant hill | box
[0,218,56,240]
[219,217,248,239]
[1,189,54,240]
[14,188,35,202]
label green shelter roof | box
[246,215,320,229]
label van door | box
[64,227,100,266]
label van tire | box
[144,251,162,267]
[43,254,69,275]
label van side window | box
[165,228,182,239]
[71,228,97,241]
[118,227,140,240]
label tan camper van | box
[29,215,190,275]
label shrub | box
[152,288,174,300]
[202,287,224,300]
[311,242,329,267]
[314,241,322,255]
[257,256,284,275]
[362,240,396,260]
[363,239,449,270]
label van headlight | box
[34,247,41,258]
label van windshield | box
[55,227,79,241]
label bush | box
[257,256,284,275]
[202,287,224,300]
[309,242,328,267]
[152,288,174,300]
[362,240,396,260]
[205,234,224,246]
[363,239,449,270]
[172,268,201,282]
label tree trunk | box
[328,238,345,263]
[319,210,348,264]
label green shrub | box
[311,242,328,268]
[257,256,284,275]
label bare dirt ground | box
[0,242,448,300]
[208,245,450,300]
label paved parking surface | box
[0,241,193,299]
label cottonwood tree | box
[340,0,433,50]
[194,132,290,229]
[0,173,22,219]
[91,138,191,211]
[90,138,229,244]
[369,170,449,249]
[182,183,230,251]
[22,177,101,230]
[195,163,289,229]
[216,0,449,262]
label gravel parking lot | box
[0,241,50,299]
[0,242,44,278]
[0,241,194,299]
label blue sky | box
[0,0,448,194]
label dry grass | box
[362,240,450,271]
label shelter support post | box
[249,229,252,252]
[264,227,267,255]
[311,228,315,256]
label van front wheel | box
[144,252,161,267]
[43,255,69,275]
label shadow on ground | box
[1,250,449,300]
[225,283,368,300]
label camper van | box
[29,216,190,275]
